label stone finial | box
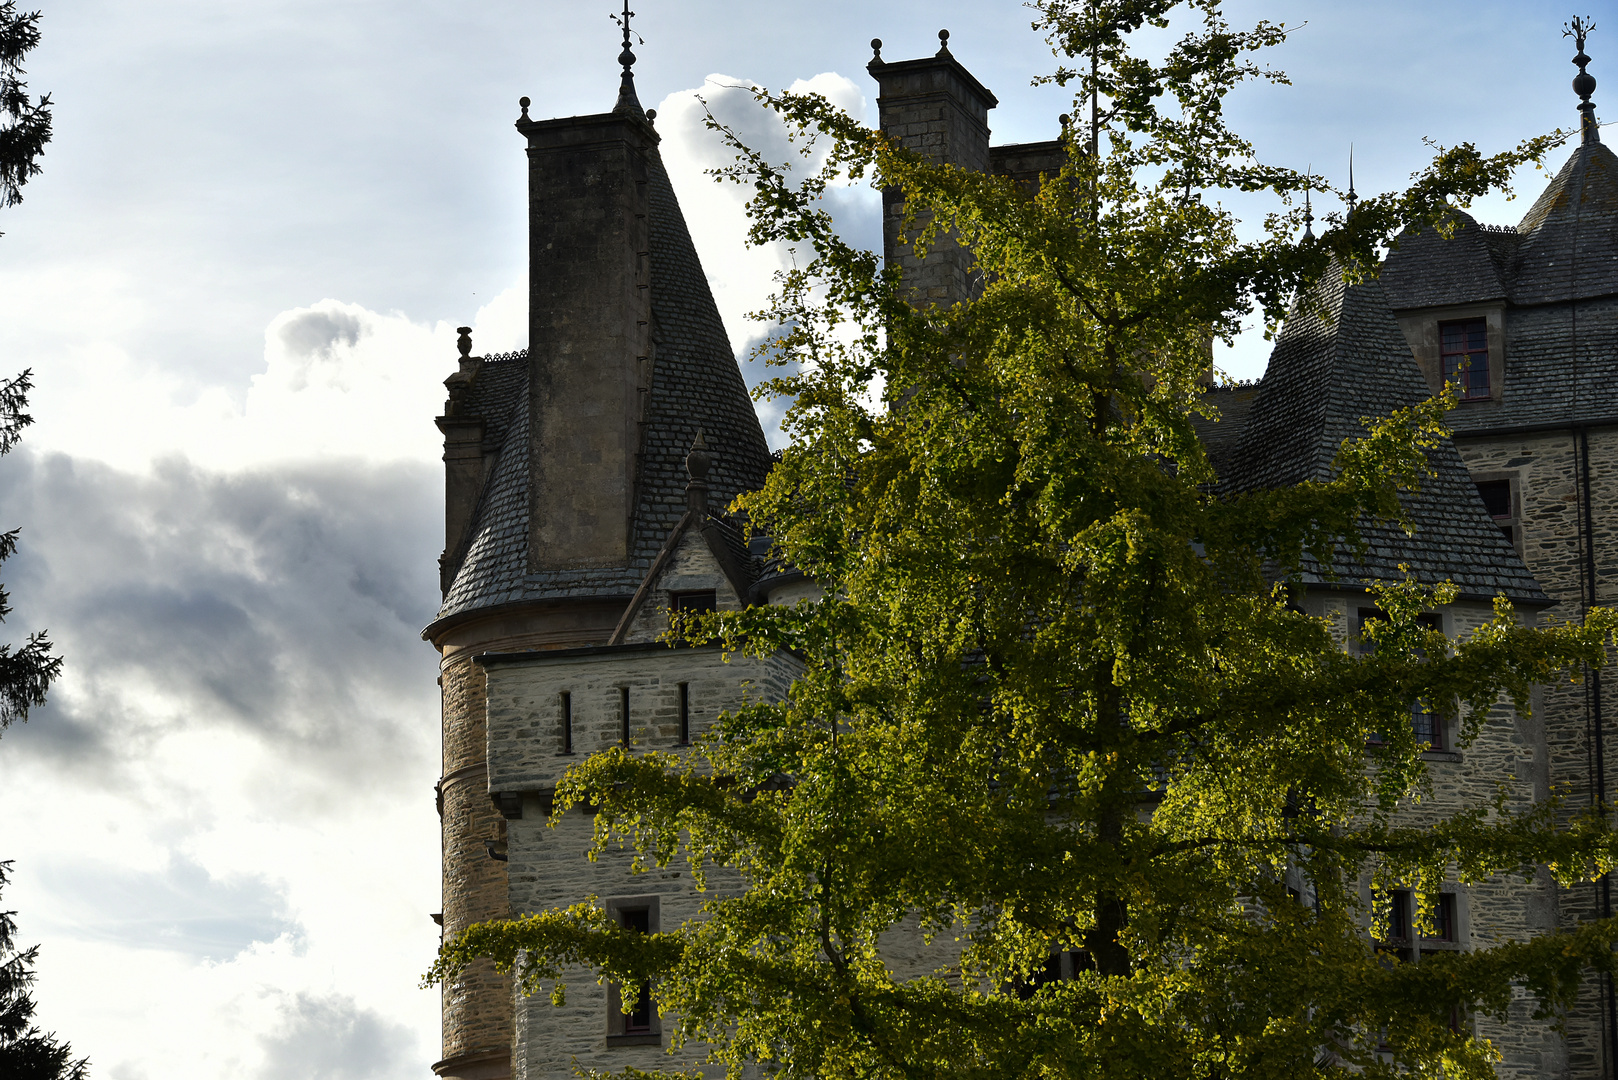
[1566,17,1601,144]
[686,428,713,481]
[443,326,481,413]
[937,28,951,58]
[870,38,883,63]
[685,429,713,515]
[518,96,531,122]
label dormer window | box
[1440,318,1490,400]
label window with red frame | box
[1440,319,1490,400]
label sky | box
[0,1,1600,1077]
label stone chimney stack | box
[516,90,657,572]
[436,326,487,596]
[868,30,999,307]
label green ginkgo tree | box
[430,3,1618,1077]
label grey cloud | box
[278,311,365,360]
[256,992,417,1080]
[668,76,863,188]
[31,855,296,960]
[0,449,442,804]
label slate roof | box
[1510,139,1618,305]
[1382,141,1618,313]
[1376,138,1618,434]
[1193,383,1260,478]
[1380,209,1510,310]
[1220,267,1548,605]
[433,134,772,625]
[1444,297,1618,433]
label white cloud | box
[0,55,879,1080]
[0,447,442,1079]
[654,72,880,445]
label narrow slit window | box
[1476,478,1515,547]
[620,686,631,747]
[1440,318,1490,400]
[678,682,690,745]
[605,901,659,1041]
[560,691,573,755]
[620,907,654,1033]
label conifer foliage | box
[432,3,1618,1077]
[0,863,86,1080]
[0,368,59,736]
[0,1,50,209]
[0,1,55,735]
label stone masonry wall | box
[621,526,744,645]
[486,646,799,1079]
[1457,425,1618,1079]
[440,652,515,1075]
[1308,589,1565,1077]
[873,57,995,308]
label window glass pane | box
[1476,480,1511,520]
[626,982,654,1033]
[673,590,717,614]
[1391,890,1411,941]
[1411,704,1441,749]
[1422,894,1457,943]
[1439,318,1490,399]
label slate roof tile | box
[1381,209,1508,311]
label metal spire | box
[1346,144,1358,217]
[1566,16,1601,144]
[611,0,644,114]
[1303,166,1315,241]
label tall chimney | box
[868,30,999,307]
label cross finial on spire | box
[611,0,645,114]
[1565,16,1601,144]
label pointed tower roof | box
[1223,267,1547,605]
[1508,138,1618,304]
[429,74,770,633]
[1508,19,1618,304]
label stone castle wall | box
[487,646,799,1078]
[1308,588,1565,1077]
[1456,424,1618,1078]
[439,652,516,1077]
